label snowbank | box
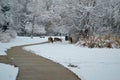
[0,63,18,80]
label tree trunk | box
[31,15,35,39]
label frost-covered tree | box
[0,0,120,42]
[0,0,18,42]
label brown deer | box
[54,37,62,42]
[68,37,73,43]
[48,37,53,43]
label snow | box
[0,36,47,55]
[24,41,120,80]
[0,63,18,80]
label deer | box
[65,36,69,41]
[68,37,73,44]
[54,37,62,42]
[48,37,53,43]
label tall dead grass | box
[77,33,120,48]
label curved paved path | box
[0,42,81,80]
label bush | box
[0,32,11,43]
[0,30,17,43]
[6,30,17,38]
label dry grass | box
[77,34,120,48]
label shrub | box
[0,30,17,43]
[0,32,11,43]
[6,30,17,38]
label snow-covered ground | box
[24,41,120,80]
[0,36,120,80]
[0,36,47,55]
[0,63,18,80]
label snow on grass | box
[24,42,120,80]
[0,36,47,55]
[0,63,18,80]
